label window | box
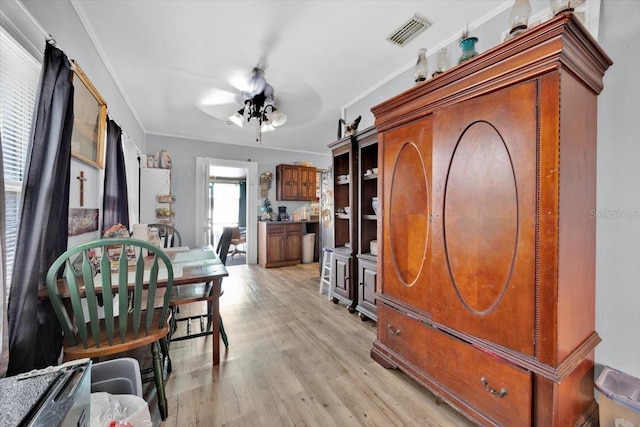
[0,27,41,290]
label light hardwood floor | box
[139,263,474,426]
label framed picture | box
[71,61,107,169]
[68,208,99,236]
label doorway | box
[195,157,258,264]
[208,179,245,261]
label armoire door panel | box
[443,121,518,314]
[431,82,538,355]
[381,117,432,313]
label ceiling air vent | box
[386,15,432,47]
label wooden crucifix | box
[77,171,87,207]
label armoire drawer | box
[426,330,532,426]
[377,303,431,374]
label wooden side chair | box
[148,223,182,248]
[169,227,232,347]
[45,238,174,420]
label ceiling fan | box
[198,58,321,146]
[222,67,287,144]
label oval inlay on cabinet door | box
[389,142,429,287]
[443,121,518,314]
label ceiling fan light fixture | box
[271,108,287,127]
[228,109,244,127]
[260,121,275,133]
[229,67,286,143]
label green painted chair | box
[46,238,174,420]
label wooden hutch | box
[371,13,611,426]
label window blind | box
[0,27,41,289]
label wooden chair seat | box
[63,311,170,360]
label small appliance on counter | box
[0,359,92,426]
[278,206,288,221]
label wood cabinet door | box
[358,257,377,317]
[277,165,300,200]
[285,224,302,260]
[380,116,432,313]
[431,82,537,355]
[332,252,351,300]
[265,227,286,263]
[299,167,316,201]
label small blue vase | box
[458,37,479,64]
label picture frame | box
[71,61,107,169]
[68,208,99,236]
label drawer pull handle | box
[387,324,401,336]
[481,377,508,398]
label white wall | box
[594,0,640,379]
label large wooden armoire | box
[371,13,611,426]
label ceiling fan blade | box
[200,88,239,106]
[228,68,255,93]
[198,103,241,122]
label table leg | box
[212,278,221,366]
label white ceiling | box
[72,0,511,154]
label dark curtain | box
[102,119,129,232]
[238,181,247,227]
[7,43,73,375]
[1,135,8,377]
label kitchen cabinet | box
[370,14,611,426]
[276,164,317,201]
[258,221,302,268]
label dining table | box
[39,245,229,366]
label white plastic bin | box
[91,358,142,397]
[302,233,316,263]
[596,366,640,427]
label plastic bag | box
[90,392,152,427]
